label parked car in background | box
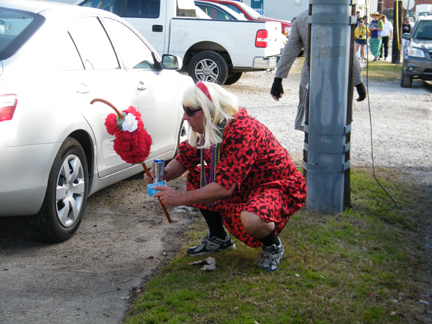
[401,15,432,87]
[75,0,283,85]
[201,0,291,38]
[194,0,247,20]
[0,0,193,242]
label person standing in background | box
[270,10,366,131]
[355,11,361,27]
[363,15,369,27]
[380,15,393,60]
[401,17,413,62]
[355,18,368,62]
[369,12,384,62]
[402,17,412,34]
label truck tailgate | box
[168,19,282,68]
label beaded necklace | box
[200,118,227,189]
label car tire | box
[188,51,229,85]
[26,138,89,243]
[401,68,412,88]
[175,119,189,156]
[224,72,243,85]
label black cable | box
[364,8,397,211]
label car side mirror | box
[402,33,411,40]
[161,54,183,70]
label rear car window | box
[0,8,45,61]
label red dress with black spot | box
[175,108,307,248]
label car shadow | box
[0,216,51,249]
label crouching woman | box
[145,81,307,272]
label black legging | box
[199,209,227,239]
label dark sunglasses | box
[183,105,202,117]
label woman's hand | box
[154,186,182,206]
[143,169,156,184]
[143,166,174,184]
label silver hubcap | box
[195,59,219,82]
[55,154,85,227]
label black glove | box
[356,83,366,102]
[270,77,284,100]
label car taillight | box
[256,30,268,48]
[0,94,18,122]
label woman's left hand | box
[154,186,182,206]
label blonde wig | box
[182,81,239,149]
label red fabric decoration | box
[104,106,152,164]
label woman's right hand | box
[143,169,156,184]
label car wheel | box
[26,138,89,243]
[188,51,229,85]
[175,119,189,156]
[224,72,243,85]
[401,68,412,88]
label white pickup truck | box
[76,0,283,84]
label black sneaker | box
[255,237,284,272]
[187,232,236,257]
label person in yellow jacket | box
[355,18,369,62]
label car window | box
[68,17,119,70]
[125,0,160,18]
[0,8,44,61]
[225,4,242,15]
[78,0,115,12]
[104,18,155,70]
[413,21,432,40]
[61,33,85,70]
[196,4,232,20]
[195,6,211,19]
[238,2,263,19]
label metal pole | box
[303,0,356,214]
[392,0,403,64]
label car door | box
[64,16,140,178]
[101,17,182,162]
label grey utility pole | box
[303,0,356,214]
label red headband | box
[196,81,212,102]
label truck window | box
[125,0,160,18]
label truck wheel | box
[188,51,228,85]
[224,72,243,85]
[26,138,89,243]
[401,68,412,88]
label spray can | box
[153,160,165,183]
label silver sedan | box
[0,0,193,242]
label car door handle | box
[137,81,146,91]
[76,83,89,94]
[152,25,163,32]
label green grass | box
[362,59,402,81]
[124,168,431,324]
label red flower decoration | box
[104,106,152,164]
